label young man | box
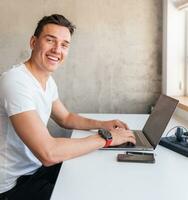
[0,14,136,200]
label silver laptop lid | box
[143,95,179,149]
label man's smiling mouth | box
[47,55,60,62]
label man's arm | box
[51,99,129,130]
[10,111,105,166]
[10,110,135,167]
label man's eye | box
[61,44,69,49]
[47,38,54,43]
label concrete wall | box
[0,0,162,114]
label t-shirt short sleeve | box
[1,78,36,117]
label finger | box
[127,137,136,145]
[123,122,129,130]
[124,131,136,139]
[115,120,129,130]
[120,121,129,130]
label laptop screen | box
[143,95,179,148]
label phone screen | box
[117,153,155,163]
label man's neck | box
[25,60,50,90]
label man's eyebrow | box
[45,34,56,38]
[45,34,70,44]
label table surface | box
[50,114,188,200]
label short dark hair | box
[34,14,76,37]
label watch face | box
[105,130,112,139]
[98,129,112,140]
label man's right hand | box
[109,128,136,146]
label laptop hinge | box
[142,130,155,148]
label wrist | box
[98,129,113,148]
[96,134,106,148]
[97,120,105,129]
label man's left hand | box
[101,119,129,131]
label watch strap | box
[104,138,112,148]
[98,129,112,148]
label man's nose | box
[52,43,61,54]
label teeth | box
[47,56,59,61]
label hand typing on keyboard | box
[109,128,136,147]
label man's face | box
[30,24,71,73]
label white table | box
[50,114,188,200]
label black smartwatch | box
[98,129,112,148]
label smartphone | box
[117,152,155,163]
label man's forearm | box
[62,113,103,130]
[48,134,105,164]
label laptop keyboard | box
[133,130,145,146]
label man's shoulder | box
[0,63,32,92]
[1,63,28,82]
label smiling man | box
[0,14,136,200]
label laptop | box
[105,94,179,151]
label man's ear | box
[30,36,37,50]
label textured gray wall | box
[0,0,162,114]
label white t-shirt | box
[0,63,58,193]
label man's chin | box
[48,67,58,73]
[47,63,60,71]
